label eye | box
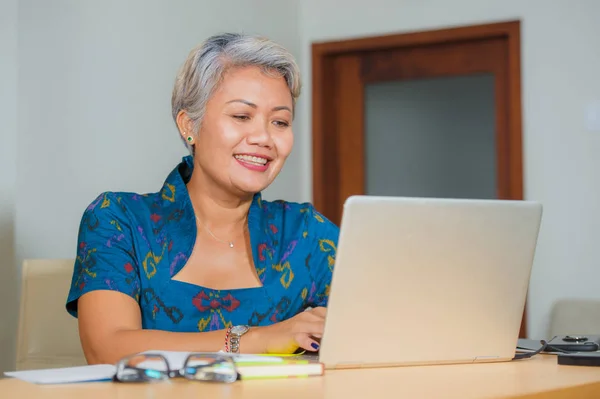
[232,115,250,121]
[273,120,290,128]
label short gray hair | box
[171,32,301,154]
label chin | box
[231,179,272,196]
[229,166,280,195]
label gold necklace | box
[194,215,235,248]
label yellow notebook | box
[235,359,324,380]
[137,350,324,381]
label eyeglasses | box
[113,353,239,383]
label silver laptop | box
[317,195,543,369]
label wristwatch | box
[229,325,250,353]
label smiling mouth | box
[234,154,270,166]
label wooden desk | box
[2,355,600,398]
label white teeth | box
[234,154,268,165]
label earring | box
[184,132,194,144]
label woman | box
[66,33,339,365]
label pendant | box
[229,242,234,248]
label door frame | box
[311,20,526,337]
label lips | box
[233,153,273,172]
[234,154,270,165]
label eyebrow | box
[226,99,292,113]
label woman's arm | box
[78,291,224,364]
[79,290,325,364]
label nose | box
[246,119,273,148]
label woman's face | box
[192,66,294,197]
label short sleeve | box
[66,192,141,317]
[305,206,340,307]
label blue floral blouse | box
[66,156,339,332]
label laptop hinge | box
[473,356,500,363]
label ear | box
[176,110,196,139]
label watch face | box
[231,325,250,335]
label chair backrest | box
[15,259,87,370]
[548,299,600,338]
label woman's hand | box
[250,307,327,354]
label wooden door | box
[311,21,527,337]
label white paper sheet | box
[4,364,115,384]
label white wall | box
[0,0,19,375]
[5,0,300,374]
[298,0,600,339]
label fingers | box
[266,307,326,354]
[308,307,327,319]
[302,312,325,324]
[300,307,326,324]
[294,333,321,352]
[294,320,324,336]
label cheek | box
[197,120,240,161]
[275,132,294,159]
[201,117,241,145]
[220,120,245,143]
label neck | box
[186,166,253,232]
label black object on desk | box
[546,335,600,352]
[558,352,600,367]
